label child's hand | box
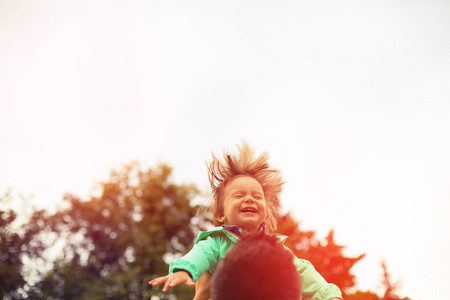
[149,270,195,292]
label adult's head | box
[211,230,301,300]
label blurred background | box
[1,1,449,299]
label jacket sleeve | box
[169,234,222,282]
[291,252,343,300]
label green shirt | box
[169,226,343,300]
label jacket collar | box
[195,225,287,244]
[222,224,266,237]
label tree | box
[0,191,48,299]
[277,213,365,293]
[0,195,26,298]
[380,260,411,300]
[25,163,206,299]
[345,290,382,300]
[2,163,414,299]
[342,261,412,300]
[277,213,413,300]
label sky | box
[1,1,449,299]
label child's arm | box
[287,247,343,300]
[149,232,225,293]
[148,270,195,292]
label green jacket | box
[169,227,343,300]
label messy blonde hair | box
[202,144,284,232]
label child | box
[149,145,343,300]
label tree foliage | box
[343,261,412,300]
[0,201,26,297]
[1,191,50,299]
[277,213,365,293]
[277,213,412,300]
[1,163,413,299]
[379,260,411,300]
[22,163,205,299]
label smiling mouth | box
[241,207,257,213]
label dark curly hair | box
[211,230,301,300]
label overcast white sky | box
[1,1,450,299]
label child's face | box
[216,175,267,232]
